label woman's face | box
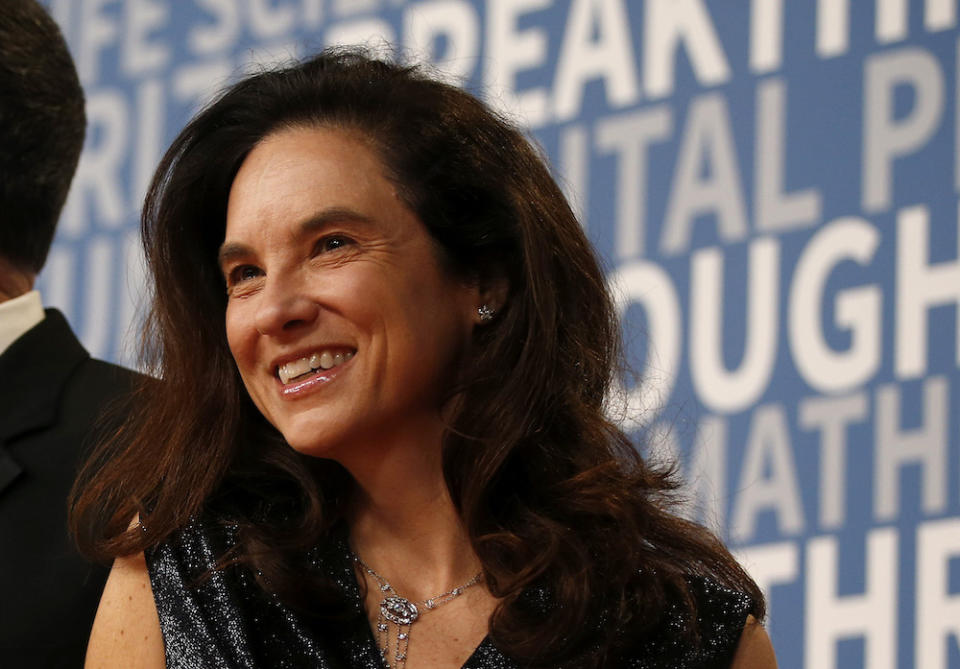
[220,126,480,459]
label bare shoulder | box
[730,615,777,669]
[85,551,165,669]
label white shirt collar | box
[0,290,45,357]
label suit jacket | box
[0,309,137,668]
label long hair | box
[71,48,763,665]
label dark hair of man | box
[71,49,764,666]
[0,0,85,274]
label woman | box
[73,49,776,668]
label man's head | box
[0,0,84,287]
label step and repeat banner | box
[39,1,960,667]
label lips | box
[276,348,355,384]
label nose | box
[254,277,320,336]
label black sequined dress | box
[145,515,753,669]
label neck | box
[341,418,480,600]
[0,258,35,303]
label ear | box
[472,272,509,325]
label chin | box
[263,407,347,456]
[282,433,338,458]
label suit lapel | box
[0,309,89,496]
[0,445,22,493]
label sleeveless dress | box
[145,515,753,669]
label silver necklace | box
[351,553,483,669]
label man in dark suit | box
[0,1,138,665]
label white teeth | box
[277,357,313,384]
[277,349,354,384]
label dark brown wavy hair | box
[71,48,763,666]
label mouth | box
[276,348,356,385]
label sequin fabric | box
[146,515,753,668]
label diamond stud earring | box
[477,304,495,322]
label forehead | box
[224,126,399,237]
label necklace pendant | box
[380,596,419,625]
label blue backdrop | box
[39,2,960,667]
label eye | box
[228,264,262,285]
[315,235,354,254]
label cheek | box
[224,309,272,419]
[224,307,255,372]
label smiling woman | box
[70,49,775,669]
[221,127,481,462]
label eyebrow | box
[217,207,375,270]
